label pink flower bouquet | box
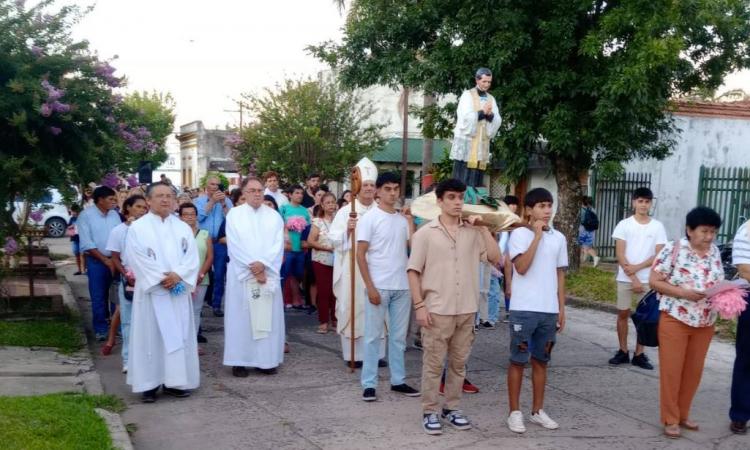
[706,280,749,320]
[286,216,308,233]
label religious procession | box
[4,1,750,448]
[68,69,750,443]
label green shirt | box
[280,204,310,252]
[195,229,210,285]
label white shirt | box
[508,227,568,313]
[356,206,409,290]
[732,221,750,265]
[611,216,668,283]
[264,188,289,207]
[106,222,130,267]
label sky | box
[56,1,750,150]
[68,0,347,146]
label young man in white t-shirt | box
[506,188,568,433]
[357,172,419,402]
[609,187,667,370]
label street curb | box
[59,272,135,450]
[567,294,621,315]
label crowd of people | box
[68,164,750,438]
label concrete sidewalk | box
[60,261,747,449]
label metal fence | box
[697,166,750,243]
[591,172,652,260]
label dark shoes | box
[162,386,191,398]
[631,353,654,370]
[212,308,224,317]
[609,350,630,365]
[232,366,250,377]
[362,388,376,402]
[378,359,388,368]
[730,421,748,434]
[480,321,495,329]
[391,383,421,397]
[197,334,208,343]
[141,387,158,403]
[413,338,423,350]
[256,367,278,375]
[345,360,363,369]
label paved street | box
[46,238,748,450]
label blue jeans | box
[488,275,501,324]
[730,293,750,423]
[361,289,411,389]
[509,310,558,365]
[118,283,132,367]
[211,242,228,310]
[86,256,113,335]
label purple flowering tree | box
[0,1,174,240]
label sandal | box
[317,324,328,334]
[679,420,699,431]
[663,424,681,439]
[101,343,114,356]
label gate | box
[697,166,750,243]
[591,172,652,260]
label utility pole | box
[400,87,409,203]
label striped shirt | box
[732,221,750,265]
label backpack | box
[581,207,599,232]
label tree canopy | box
[234,77,385,184]
[312,0,750,269]
[0,0,174,236]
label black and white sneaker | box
[391,384,421,397]
[362,388,377,402]
[442,409,472,430]
[423,413,443,435]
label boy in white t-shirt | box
[506,188,568,434]
[357,172,419,402]
[609,187,667,370]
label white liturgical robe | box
[125,212,200,393]
[223,203,285,369]
[330,199,385,361]
[450,88,501,170]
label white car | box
[13,188,72,238]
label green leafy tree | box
[115,91,175,171]
[235,78,386,184]
[0,1,173,237]
[312,0,750,269]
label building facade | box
[175,121,240,188]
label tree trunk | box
[553,161,584,272]
[421,94,436,184]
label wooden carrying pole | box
[348,166,362,372]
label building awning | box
[371,138,452,164]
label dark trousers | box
[312,262,335,324]
[211,242,228,310]
[85,256,113,335]
[730,294,750,423]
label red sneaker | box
[462,379,479,394]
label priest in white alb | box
[125,182,200,403]
[330,158,385,366]
[223,177,285,377]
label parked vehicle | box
[12,188,72,238]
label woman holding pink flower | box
[649,206,724,439]
[279,186,311,308]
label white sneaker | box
[529,409,559,429]
[507,410,526,433]
[592,256,601,267]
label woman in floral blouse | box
[649,206,724,439]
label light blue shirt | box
[77,206,122,256]
[194,194,233,239]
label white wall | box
[624,114,750,239]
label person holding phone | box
[194,173,233,317]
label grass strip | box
[0,317,83,353]
[0,392,125,450]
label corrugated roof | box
[371,138,452,163]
